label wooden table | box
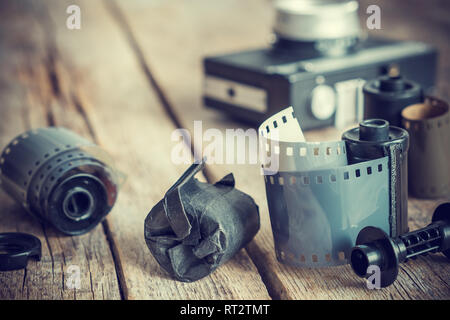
[0,0,449,300]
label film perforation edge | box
[266,158,388,187]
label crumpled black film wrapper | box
[144,161,260,282]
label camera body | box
[203,1,437,130]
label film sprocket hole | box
[203,0,437,130]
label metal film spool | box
[401,97,450,198]
[273,0,360,56]
[259,107,391,267]
[0,127,120,235]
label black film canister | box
[363,75,423,127]
[0,127,120,235]
[342,119,410,237]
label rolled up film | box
[145,160,260,282]
[259,107,408,267]
[0,127,122,235]
[401,97,450,198]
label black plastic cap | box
[0,233,42,271]
[432,202,450,259]
[379,75,407,92]
[359,119,390,141]
[352,226,400,288]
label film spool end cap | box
[359,119,390,142]
[47,173,111,236]
[62,187,96,222]
[352,226,399,288]
[0,233,42,271]
[350,244,383,277]
[432,202,450,259]
[379,75,407,92]
[433,202,450,224]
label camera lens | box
[274,0,361,44]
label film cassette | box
[401,97,450,198]
[363,75,423,127]
[0,127,121,235]
[259,107,408,267]
[342,119,409,236]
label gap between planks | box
[0,1,124,300]
[34,10,129,300]
[16,0,270,300]
[103,0,282,299]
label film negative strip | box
[259,107,408,267]
[401,97,450,198]
[0,127,122,235]
[258,107,347,173]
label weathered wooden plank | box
[28,0,271,299]
[114,0,450,299]
[0,1,121,300]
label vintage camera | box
[203,0,437,130]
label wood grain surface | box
[0,0,270,300]
[0,0,448,300]
[0,1,121,300]
[112,0,450,299]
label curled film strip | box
[0,127,122,235]
[402,97,450,198]
[259,107,408,267]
